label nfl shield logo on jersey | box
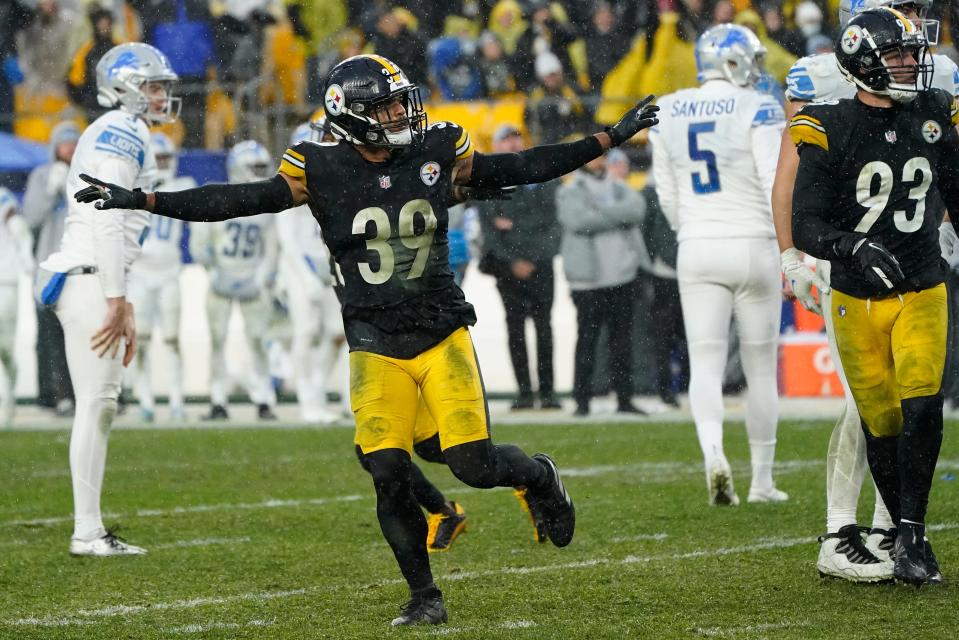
[420,162,441,186]
[921,120,942,143]
[884,130,897,143]
[379,175,392,189]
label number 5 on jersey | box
[688,122,721,194]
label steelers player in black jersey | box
[74,54,658,624]
[792,8,959,586]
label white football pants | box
[818,260,892,533]
[207,293,276,407]
[128,275,183,413]
[0,284,17,426]
[55,274,123,541]
[678,237,782,493]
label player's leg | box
[0,284,17,426]
[418,328,573,546]
[735,239,785,502]
[128,278,156,421]
[891,285,948,584]
[205,293,232,419]
[159,277,185,419]
[239,296,277,419]
[351,350,445,625]
[56,274,144,556]
[678,239,737,505]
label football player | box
[772,0,956,582]
[791,7,959,585]
[650,25,788,507]
[38,42,179,556]
[127,132,196,422]
[75,53,658,625]
[0,188,34,427]
[190,140,279,421]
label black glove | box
[605,95,660,147]
[74,173,147,210]
[838,235,905,291]
[454,185,516,203]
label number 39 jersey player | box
[279,115,475,359]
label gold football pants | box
[351,328,490,454]
[831,284,947,437]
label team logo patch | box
[885,130,897,143]
[420,161,441,186]
[379,175,392,189]
[841,26,864,54]
[921,120,942,143]
[325,84,345,116]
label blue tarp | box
[0,132,48,172]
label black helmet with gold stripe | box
[323,54,427,147]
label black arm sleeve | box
[792,146,860,260]
[152,174,296,222]
[936,127,959,237]
[467,135,604,188]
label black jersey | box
[278,122,477,358]
[792,89,959,298]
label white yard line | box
[166,619,275,634]
[693,622,809,637]
[609,533,669,543]
[151,537,251,550]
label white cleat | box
[707,464,739,506]
[70,530,147,557]
[747,487,789,503]
[865,527,896,563]
[817,524,892,583]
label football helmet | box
[226,140,273,184]
[150,132,178,185]
[695,24,767,87]
[839,0,938,45]
[323,54,426,148]
[290,112,333,145]
[96,43,180,123]
[836,7,933,103]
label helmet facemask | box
[331,84,426,148]
[843,31,933,102]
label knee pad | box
[860,405,903,438]
[413,434,445,464]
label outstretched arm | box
[453,96,659,188]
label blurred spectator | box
[711,0,735,25]
[285,0,348,104]
[67,5,118,122]
[314,28,366,98]
[134,0,214,147]
[524,52,585,144]
[584,2,632,93]
[488,0,527,61]
[512,0,582,91]
[22,120,79,416]
[805,33,833,57]
[794,1,830,41]
[477,125,561,410]
[762,4,804,57]
[477,31,516,96]
[429,37,484,101]
[558,154,648,416]
[368,7,428,86]
[734,9,796,83]
[0,1,34,132]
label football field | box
[2,417,957,639]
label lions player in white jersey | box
[39,42,179,556]
[0,188,34,427]
[278,117,348,423]
[127,132,197,422]
[650,24,787,506]
[773,0,953,582]
[191,140,279,421]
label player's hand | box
[851,238,905,291]
[74,174,148,210]
[605,95,659,147]
[91,296,130,361]
[122,302,137,367]
[781,248,829,316]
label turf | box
[1,419,957,639]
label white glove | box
[46,161,69,198]
[781,248,829,316]
[938,221,958,259]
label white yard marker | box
[151,537,251,550]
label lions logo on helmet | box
[695,25,767,87]
[95,43,180,123]
[227,141,274,184]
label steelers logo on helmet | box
[841,25,864,54]
[325,84,345,116]
[921,120,942,143]
[420,161,441,186]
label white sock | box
[871,484,895,530]
[70,397,114,540]
[739,338,779,493]
[825,401,868,533]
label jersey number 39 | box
[353,199,438,284]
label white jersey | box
[276,205,333,287]
[130,176,197,281]
[785,52,959,103]
[40,109,156,297]
[191,213,278,300]
[0,213,34,286]
[650,79,785,242]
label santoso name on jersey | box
[670,98,736,118]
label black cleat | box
[894,525,928,586]
[529,453,575,547]
[257,404,277,420]
[427,502,467,553]
[513,488,548,543]
[390,591,447,626]
[925,538,943,584]
[202,404,229,421]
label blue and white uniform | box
[0,189,33,426]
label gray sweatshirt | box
[22,121,80,264]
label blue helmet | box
[226,140,273,184]
[695,24,767,87]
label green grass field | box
[1,419,957,639]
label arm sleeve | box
[152,175,296,222]
[467,136,604,188]
[649,130,679,231]
[936,127,959,235]
[92,156,139,297]
[791,145,857,260]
